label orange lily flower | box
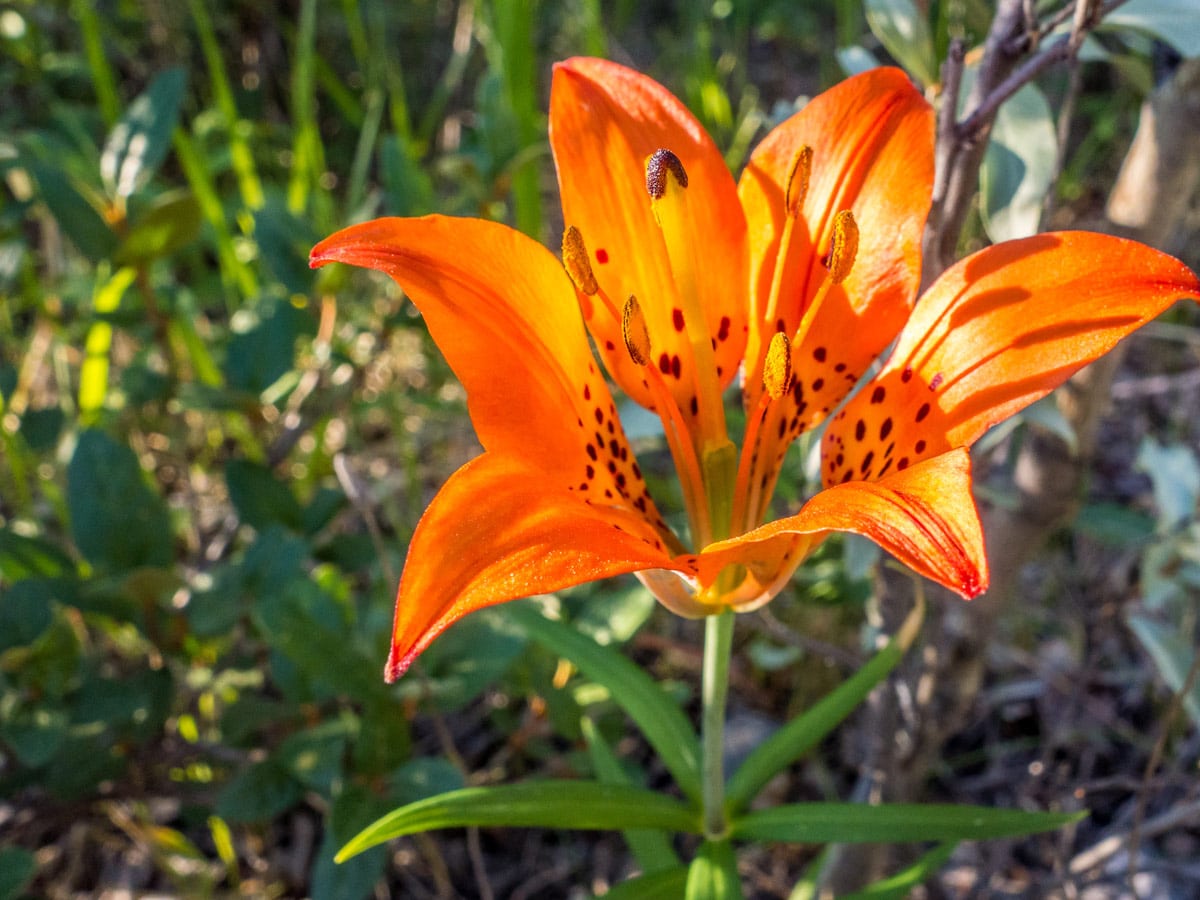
[311,59,1200,682]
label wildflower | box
[311,60,1199,681]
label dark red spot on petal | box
[672,308,685,332]
[916,403,930,423]
[880,418,893,440]
[718,316,731,341]
[929,372,944,391]
[812,378,824,392]
[915,439,926,454]
[901,366,913,383]
[595,248,609,264]
[855,420,866,441]
[871,386,886,404]
[659,353,672,375]
[813,346,827,362]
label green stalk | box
[74,0,119,125]
[701,609,734,839]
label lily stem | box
[701,608,734,839]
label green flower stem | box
[701,608,735,839]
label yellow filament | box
[561,225,599,295]
[621,296,712,546]
[755,150,813,383]
[645,148,730,459]
[793,209,860,350]
[733,329,792,532]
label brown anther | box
[561,225,599,295]
[645,149,688,199]
[784,145,813,216]
[622,296,651,366]
[826,210,859,284]
[763,331,792,399]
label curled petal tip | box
[384,645,415,683]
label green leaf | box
[114,190,202,264]
[1074,503,1157,547]
[581,716,680,873]
[336,781,701,862]
[0,580,56,651]
[0,528,75,580]
[1127,613,1200,728]
[726,595,923,812]
[223,297,311,396]
[28,162,117,262]
[67,430,174,572]
[1104,0,1200,58]
[100,67,187,198]
[839,843,956,899]
[395,608,527,711]
[216,759,304,823]
[685,839,743,900]
[17,407,65,453]
[600,867,689,900]
[508,602,702,804]
[276,718,353,792]
[980,82,1057,242]
[225,459,305,531]
[0,845,37,900]
[864,0,938,86]
[1136,437,1200,530]
[732,803,1084,844]
[0,701,69,767]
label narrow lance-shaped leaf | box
[732,803,1084,845]
[581,716,681,873]
[336,781,701,862]
[509,603,702,803]
[725,590,924,812]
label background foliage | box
[1,0,1198,897]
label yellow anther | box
[762,331,792,399]
[784,145,812,216]
[645,148,688,200]
[562,225,599,295]
[826,210,859,284]
[622,295,651,366]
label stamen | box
[621,296,711,546]
[784,146,813,216]
[733,332,793,533]
[644,148,729,459]
[621,295,651,366]
[645,148,688,199]
[826,210,859,284]
[562,225,599,295]
[762,332,792,399]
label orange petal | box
[735,68,933,526]
[739,67,933,419]
[385,454,685,680]
[702,449,986,606]
[311,216,663,522]
[550,57,748,414]
[822,232,1200,484]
